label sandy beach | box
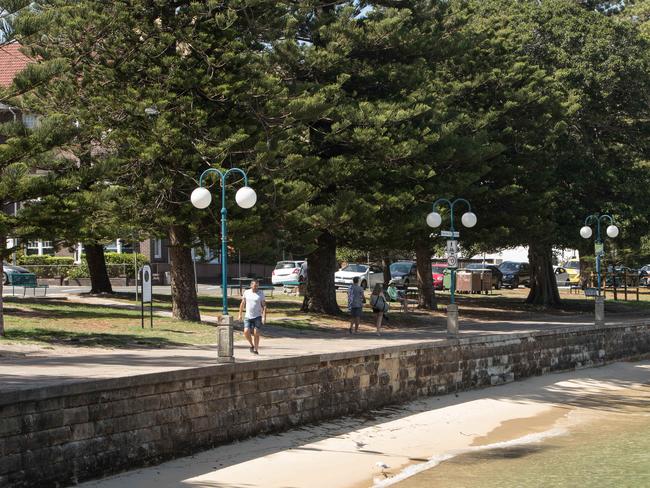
[79,360,650,488]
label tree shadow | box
[2,328,188,348]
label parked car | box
[498,261,531,289]
[605,265,637,287]
[554,266,570,286]
[2,262,31,285]
[560,259,581,285]
[271,260,306,285]
[334,263,383,290]
[431,264,446,290]
[639,265,650,286]
[390,261,417,287]
[463,263,503,289]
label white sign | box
[141,265,152,303]
[441,230,460,238]
[446,240,458,254]
[447,254,458,269]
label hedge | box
[16,255,76,278]
[68,253,149,279]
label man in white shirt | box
[238,280,267,355]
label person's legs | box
[253,326,261,352]
[354,315,360,333]
[375,311,383,335]
[244,319,255,351]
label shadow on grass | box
[2,328,188,349]
[4,298,143,320]
[111,292,303,312]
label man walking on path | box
[347,276,365,334]
[238,280,267,354]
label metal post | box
[584,213,616,326]
[197,167,250,363]
[140,270,144,329]
[431,198,472,337]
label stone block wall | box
[2,321,649,487]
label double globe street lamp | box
[580,214,619,327]
[427,198,477,336]
[191,167,256,362]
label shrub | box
[16,255,76,278]
[68,253,149,279]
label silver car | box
[2,262,31,285]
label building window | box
[26,240,53,256]
[153,239,162,259]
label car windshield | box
[499,262,520,272]
[275,261,299,270]
[342,264,368,273]
[563,261,580,270]
[390,263,413,274]
[465,263,488,270]
[432,266,446,273]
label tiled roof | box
[0,42,31,88]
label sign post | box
[140,264,153,329]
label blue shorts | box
[244,316,263,331]
[349,307,362,318]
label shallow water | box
[394,407,650,488]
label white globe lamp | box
[426,212,442,228]
[461,212,477,228]
[580,226,593,239]
[606,225,619,239]
[235,186,257,209]
[191,187,212,209]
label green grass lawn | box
[1,298,222,348]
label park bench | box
[228,283,275,297]
[584,287,598,298]
[9,273,49,297]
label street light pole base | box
[447,304,459,337]
[595,296,605,327]
[217,315,234,362]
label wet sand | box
[79,360,650,488]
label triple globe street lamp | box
[580,214,619,326]
[426,198,477,336]
[191,167,257,362]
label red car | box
[432,264,446,290]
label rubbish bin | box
[456,271,473,292]
[478,270,492,293]
[458,271,483,293]
[443,269,453,290]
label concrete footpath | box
[1,292,648,393]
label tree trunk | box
[85,243,113,294]
[169,225,201,321]
[416,241,435,309]
[382,254,392,285]
[305,231,340,314]
[526,242,561,306]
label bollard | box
[447,303,459,336]
[217,315,235,362]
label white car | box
[271,260,306,285]
[554,266,570,286]
[335,264,384,290]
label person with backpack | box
[369,283,388,336]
